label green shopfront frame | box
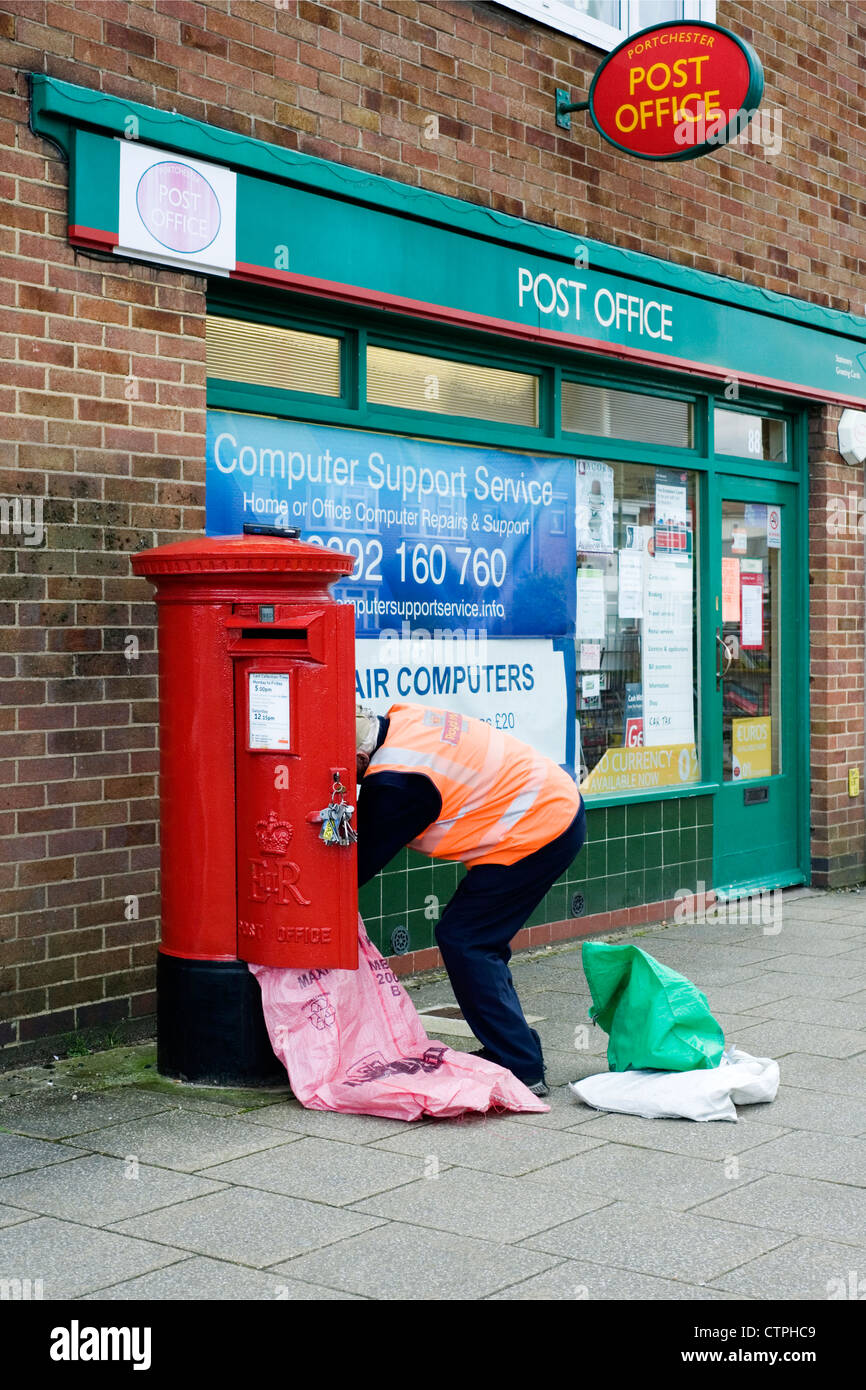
[207,281,811,948]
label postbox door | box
[232,606,358,969]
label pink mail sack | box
[248,916,549,1121]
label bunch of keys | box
[318,774,357,847]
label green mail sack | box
[582,941,724,1072]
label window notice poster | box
[206,415,576,640]
[767,505,781,548]
[576,567,606,641]
[354,636,573,768]
[581,742,698,794]
[208,420,579,772]
[623,682,643,747]
[576,459,614,553]
[618,548,643,618]
[740,571,764,649]
[654,467,689,555]
[579,642,601,670]
[722,556,741,622]
[732,717,772,780]
[248,673,291,750]
[641,556,695,747]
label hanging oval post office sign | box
[588,21,764,162]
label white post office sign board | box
[116,139,236,276]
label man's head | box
[356,704,379,781]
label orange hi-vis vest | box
[366,703,582,868]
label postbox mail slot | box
[226,610,327,663]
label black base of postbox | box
[157,952,286,1087]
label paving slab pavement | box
[0,885,863,1300]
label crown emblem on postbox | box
[255,811,293,856]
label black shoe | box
[526,1030,549,1096]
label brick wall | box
[0,251,207,1052]
[1,0,864,1062]
[808,405,866,888]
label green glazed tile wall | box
[362,796,714,958]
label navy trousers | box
[434,803,587,1085]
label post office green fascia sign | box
[31,74,866,407]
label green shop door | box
[711,476,803,892]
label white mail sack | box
[569,1046,780,1122]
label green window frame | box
[712,404,792,467]
[205,284,808,819]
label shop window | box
[367,346,539,427]
[576,459,700,796]
[206,316,341,397]
[563,381,692,447]
[493,0,716,53]
[721,500,781,780]
[714,408,787,463]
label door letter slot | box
[743,786,768,805]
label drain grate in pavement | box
[418,1006,545,1038]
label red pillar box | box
[132,532,357,1084]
